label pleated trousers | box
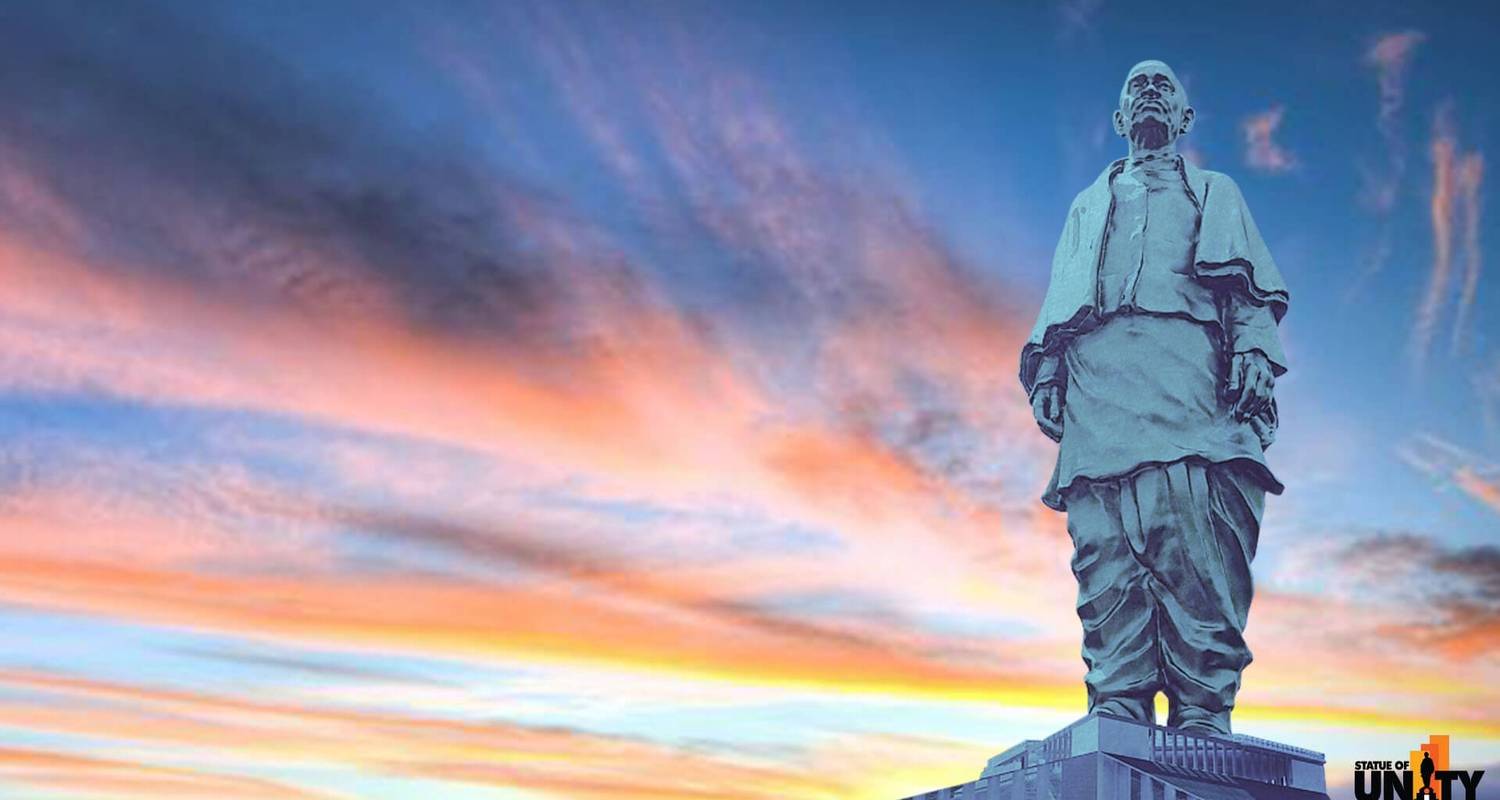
[1062,457,1264,734]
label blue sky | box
[0,1,1494,798]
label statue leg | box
[1064,478,1163,724]
[1133,459,1263,735]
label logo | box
[1355,735,1486,800]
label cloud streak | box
[1411,108,1485,366]
[0,746,346,800]
[1352,30,1425,295]
[0,668,856,800]
[1242,105,1297,173]
[1451,151,1485,353]
[1398,434,1500,516]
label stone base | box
[899,713,1329,800]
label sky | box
[0,1,1495,798]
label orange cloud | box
[0,746,344,800]
[1414,118,1457,366]
[0,669,850,800]
[0,547,1077,707]
[1412,108,1485,365]
[1453,466,1500,514]
[1399,434,1500,516]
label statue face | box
[1113,60,1194,150]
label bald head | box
[1113,59,1194,152]
[1121,60,1187,106]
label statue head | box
[1113,60,1194,152]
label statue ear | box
[1113,109,1128,137]
[1179,106,1196,136]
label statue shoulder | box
[1068,164,1116,212]
[1202,168,1241,188]
[1193,166,1248,200]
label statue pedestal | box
[899,713,1329,800]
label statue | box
[897,61,1325,800]
[1019,60,1290,736]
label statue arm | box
[1025,194,1090,444]
[1223,291,1288,377]
[1020,191,1089,399]
[1220,290,1284,446]
[1029,352,1066,442]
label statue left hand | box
[1225,350,1274,422]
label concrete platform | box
[898,713,1329,800]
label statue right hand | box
[1031,384,1064,443]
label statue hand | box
[1031,384,1064,443]
[1225,351,1274,422]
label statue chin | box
[1130,117,1172,150]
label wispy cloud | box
[1362,29,1426,212]
[1242,105,1297,173]
[1451,151,1485,353]
[1397,433,1500,515]
[1368,32,1426,126]
[0,668,854,800]
[1055,0,1106,39]
[1411,107,1485,366]
[1414,115,1458,365]
[0,746,346,800]
[1352,30,1426,295]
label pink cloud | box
[1366,31,1426,136]
[1242,105,1297,173]
[1351,30,1426,292]
[1411,108,1484,366]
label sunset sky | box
[0,1,1495,798]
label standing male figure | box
[1020,60,1289,736]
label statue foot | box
[1169,706,1231,736]
[1091,693,1157,725]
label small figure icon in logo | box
[1419,750,1437,799]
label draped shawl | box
[1019,158,1289,397]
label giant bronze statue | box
[900,59,1326,792]
[900,61,1323,800]
[1020,59,1288,736]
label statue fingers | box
[1233,377,1264,420]
[1031,395,1055,438]
[1037,414,1063,442]
[1246,373,1274,417]
[1230,375,1250,420]
[1241,391,1264,420]
[1224,353,1246,403]
[1032,385,1059,422]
